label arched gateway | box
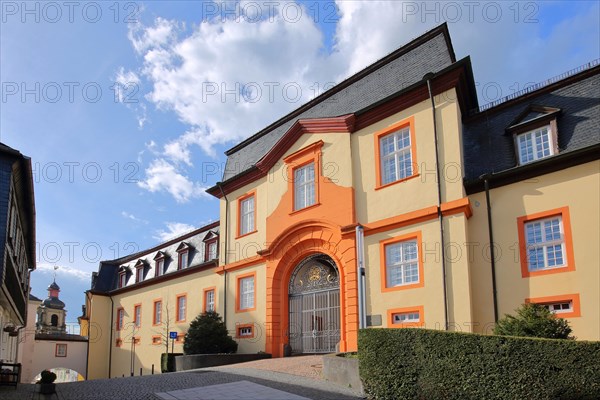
[288,254,340,354]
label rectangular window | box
[237,274,255,312]
[517,126,553,164]
[118,272,127,288]
[380,126,413,185]
[387,306,424,328]
[385,240,419,287]
[239,195,255,236]
[208,242,218,260]
[116,308,124,331]
[55,344,67,357]
[294,163,316,210]
[152,336,162,345]
[136,267,144,283]
[205,289,215,313]
[178,252,188,270]
[524,216,565,272]
[115,339,123,347]
[526,294,581,318]
[175,333,185,343]
[155,259,164,277]
[153,300,162,325]
[176,295,187,322]
[134,304,141,327]
[236,324,254,338]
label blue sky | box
[1,1,599,327]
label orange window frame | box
[235,272,257,313]
[116,307,125,331]
[133,304,142,327]
[526,293,581,318]
[379,231,424,292]
[115,338,123,347]
[133,336,141,345]
[374,116,418,190]
[236,323,255,339]
[151,335,162,345]
[517,206,575,278]
[283,140,323,214]
[203,287,216,313]
[387,306,425,328]
[175,333,185,343]
[236,191,257,238]
[176,294,187,322]
[153,299,162,326]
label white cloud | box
[36,263,90,282]
[153,222,196,242]
[121,211,148,224]
[137,158,207,203]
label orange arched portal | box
[260,221,358,357]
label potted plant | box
[36,370,57,394]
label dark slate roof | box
[463,69,600,182]
[29,293,42,302]
[48,281,60,290]
[221,24,456,182]
[42,296,66,309]
[35,333,88,342]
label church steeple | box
[37,277,67,334]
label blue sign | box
[169,332,178,339]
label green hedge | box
[161,353,182,373]
[358,328,600,400]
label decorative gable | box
[176,242,193,253]
[505,105,561,135]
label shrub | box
[494,303,574,339]
[161,353,182,373]
[358,328,600,400]
[183,311,237,355]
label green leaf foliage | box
[494,303,574,339]
[183,311,238,355]
[358,328,600,400]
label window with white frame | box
[238,326,253,337]
[205,290,215,312]
[156,259,164,277]
[294,163,315,210]
[179,251,188,270]
[136,267,144,283]
[119,272,127,288]
[542,301,573,314]
[240,195,255,235]
[117,308,124,330]
[55,343,67,357]
[380,127,413,185]
[525,216,565,272]
[239,276,255,310]
[208,241,218,260]
[392,311,420,324]
[517,126,554,164]
[154,301,162,325]
[134,305,141,327]
[385,240,419,287]
[177,296,186,322]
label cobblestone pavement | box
[215,355,324,380]
[0,356,364,400]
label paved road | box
[0,359,364,400]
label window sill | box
[375,173,420,191]
[235,307,256,314]
[289,202,321,216]
[236,230,258,240]
[381,281,424,292]
[522,264,575,278]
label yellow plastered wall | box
[226,264,267,354]
[352,88,466,224]
[86,294,111,380]
[108,268,222,378]
[468,161,600,340]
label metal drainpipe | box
[482,175,499,322]
[84,291,91,380]
[425,73,449,331]
[355,225,367,329]
[108,294,114,378]
[217,182,229,326]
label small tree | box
[183,311,238,355]
[494,303,574,339]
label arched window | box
[51,314,58,327]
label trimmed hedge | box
[161,353,183,373]
[358,328,600,400]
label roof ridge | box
[224,22,452,157]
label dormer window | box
[517,126,554,164]
[134,260,147,283]
[118,270,127,288]
[176,242,192,270]
[203,231,219,262]
[506,105,560,166]
[153,251,167,277]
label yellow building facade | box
[82,24,600,379]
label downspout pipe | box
[481,175,499,323]
[217,182,229,326]
[84,291,92,380]
[425,73,449,331]
[108,294,114,378]
[355,225,367,329]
